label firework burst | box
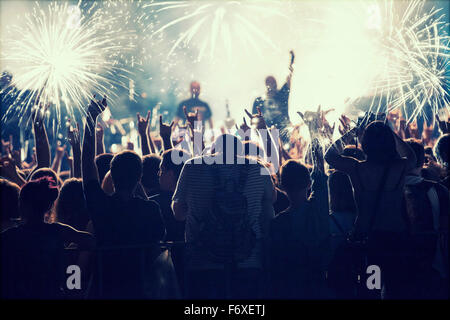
[1,1,135,129]
[369,0,450,123]
[144,0,289,62]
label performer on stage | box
[174,81,213,129]
[252,50,295,130]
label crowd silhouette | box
[1,83,449,300]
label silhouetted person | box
[325,121,417,299]
[172,134,276,299]
[327,171,358,299]
[142,154,162,197]
[81,97,164,298]
[0,178,20,232]
[270,141,330,299]
[1,177,93,299]
[174,81,213,129]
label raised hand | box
[236,117,251,132]
[436,114,449,134]
[67,119,80,147]
[289,50,295,72]
[159,115,174,139]
[338,114,352,136]
[407,120,419,139]
[0,155,25,186]
[387,108,401,125]
[31,101,50,127]
[88,95,107,120]
[137,110,151,136]
[183,106,199,129]
[298,105,323,133]
[245,107,267,130]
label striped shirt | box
[172,155,275,270]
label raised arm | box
[51,144,66,174]
[82,96,107,188]
[67,120,81,178]
[245,108,280,165]
[393,130,417,172]
[32,105,51,169]
[95,123,105,155]
[324,128,359,173]
[0,156,26,187]
[159,115,174,151]
[286,50,295,88]
[137,111,151,156]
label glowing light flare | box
[1,1,135,129]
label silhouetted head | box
[0,178,20,227]
[361,121,397,164]
[95,153,114,184]
[328,171,356,213]
[190,81,201,98]
[55,178,88,230]
[159,149,191,192]
[434,133,450,168]
[280,159,311,194]
[141,154,162,194]
[265,76,277,96]
[405,139,425,168]
[110,150,142,193]
[29,168,62,187]
[20,177,59,224]
[342,145,366,161]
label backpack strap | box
[331,214,348,236]
[367,166,391,236]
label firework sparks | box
[144,0,288,62]
[1,1,135,129]
[369,0,450,123]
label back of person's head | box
[342,145,366,161]
[328,171,356,213]
[110,150,142,192]
[55,178,88,229]
[160,149,190,178]
[20,177,59,224]
[405,139,425,168]
[95,153,114,184]
[361,121,397,164]
[159,149,190,191]
[434,133,450,167]
[29,168,61,187]
[280,159,311,193]
[0,178,20,224]
[141,154,162,192]
[212,134,244,162]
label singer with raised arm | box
[174,81,213,129]
[252,50,295,131]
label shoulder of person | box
[137,197,160,212]
[273,209,292,222]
